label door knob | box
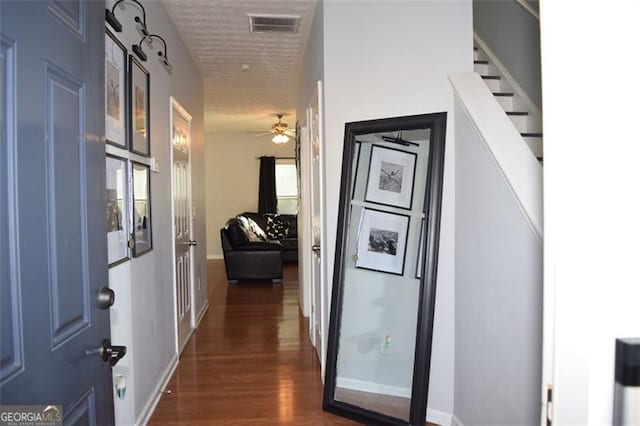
[87,339,127,367]
[97,286,115,309]
[187,240,197,246]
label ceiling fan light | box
[272,134,289,145]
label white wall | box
[321,0,472,419]
[453,97,542,425]
[541,1,640,423]
[204,131,295,258]
[105,1,206,424]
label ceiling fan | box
[265,114,296,145]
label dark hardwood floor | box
[149,260,356,425]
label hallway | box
[149,260,355,425]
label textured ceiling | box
[162,0,317,133]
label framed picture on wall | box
[129,55,150,156]
[106,155,129,266]
[105,29,127,148]
[355,208,410,276]
[131,161,152,256]
[364,144,417,210]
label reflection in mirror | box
[131,161,152,256]
[324,114,447,425]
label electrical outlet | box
[379,335,392,354]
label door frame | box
[169,96,195,354]
[298,121,312,318]
[303,80,326,377]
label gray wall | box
[296,0,324,120]
[453,98,542,425]
[474,0,542,109]
[106,0,206,423]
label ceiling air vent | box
[248,14,300,34]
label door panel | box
[0,33,23,385]
[172,99,193,352]
[0,1,114,423]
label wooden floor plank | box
[148,260,356,425]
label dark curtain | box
[258,156,277,214]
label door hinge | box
[546,384,553,426]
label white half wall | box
[453,94,542,425]
[322,0,472,417]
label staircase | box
[474,45,543,162]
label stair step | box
[495,94,515,110]
[474,62,494,75]
[507,113,529,133]
[522,134,543,158]
[482,76,502,91]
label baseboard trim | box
[336,377,411,398]
[194,302,209,328]
[135,354,178,426]
[207,254,223,260]
[427,408,453,426]
[335,378,454,425]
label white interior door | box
[308,81,325,374]
[171,98,194,354]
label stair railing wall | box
[449,72,542,239]
[473,0,542,111]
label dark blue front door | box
[1,1,115,423]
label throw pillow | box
[266,215,290,240]
[246,217,267,241]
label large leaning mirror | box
[323,113,447,425]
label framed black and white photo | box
[415,218,425,279]
[106,155,129,266]
[131,161,152,256]
[355,208,409,275]
[365,145,417,210]
[105,29,127,148]
[129,55,150,156]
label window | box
[275,159,298,214]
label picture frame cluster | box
[105,28,153,267]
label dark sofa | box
[220,212,298,284]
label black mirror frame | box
[322,112,447,426]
